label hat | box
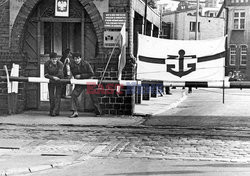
[49,52,57,59]
[72,52,81,58]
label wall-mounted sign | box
[104,12,127,29]
[55,0,69,17]
[103,31,128,48]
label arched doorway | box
[21,0,99,109]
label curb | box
[152,90,187,116]
[0,161,76,176]
[0,153,92,176]
[133,90,187,117]
[116,155,250,163]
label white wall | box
[162,11,225,40]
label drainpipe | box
[225,6,229,75]
[144,0,148,35]
[223,0,229,36]
[128,0,136,77]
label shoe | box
[49,111,53,116]
[69,112,78,118]
[51,113,56,117]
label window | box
[234,11,245,29]
[232,0,249,3]
[190,22,200,32]
[230,45,237,65]
[240,45,247,65]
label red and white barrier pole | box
[2,76,250,89]
[0,76,137,86]
[163,81,250,89]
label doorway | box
[40,22,81,101]
[22,0,98,110]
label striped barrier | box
[0,76,139,86]
[163,81,250,89]
[2,76,250,89]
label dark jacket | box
[44,60,64,80]
[70,59,94,79]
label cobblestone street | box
[1,124,250,164]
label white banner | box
[55,0,69,17]
[137,34,226,81]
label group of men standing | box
[44,50,102,118]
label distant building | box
[158,3,174,14]
[185,0,206,9]
[202,7,221,17]
[205,0,219,7]
[202,0,224,17]
[161,9,225,40]
[225,0,250,80]
[177,0,190,11]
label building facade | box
[226,0,250,80]
[161,10,225,40]
[0,0,160,115]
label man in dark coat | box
[44,52,64,116]
[69,52,102,118]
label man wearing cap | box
[44,52,64,116]
[69,52,102,118]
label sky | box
[157,0,223,9]
[157,0,179,11]
[157,0,179,4]
[157,0,207,4]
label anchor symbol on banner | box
[167,49,196,78]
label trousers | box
[71,85,102,115]
[48,83,62,115]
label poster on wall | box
[103,31,128,48]
[104,13,127,29]
[55,0,69,17]
[103,12,127,48]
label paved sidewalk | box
[144,88,250,129]
[134,88,187,116]
[0,88,186,176]
[0,88,186,127]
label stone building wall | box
[0,0,9,51]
